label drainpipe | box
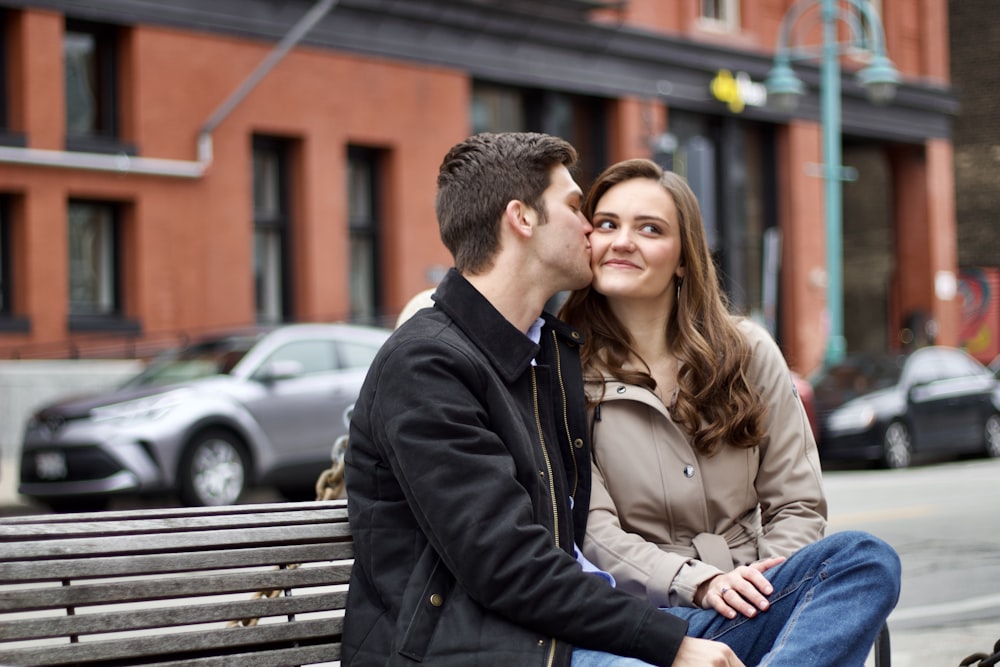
[0,0,337,179]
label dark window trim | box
[67,199,140,333]
[347,145,384,321]
[64,18,131,149]
[253,135,293,322]
[0,195,29,332]
[67,313,141,334]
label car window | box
[267,340,338,375]
[902,350,945,386]
[812,355,902,407]
[336,340,382,369]
[124,337,259,388]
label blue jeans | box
[572,531,901,667]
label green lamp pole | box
[765,0,900,367]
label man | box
[342,132,744,666]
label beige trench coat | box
[583,320,827,609]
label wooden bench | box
[0,498,892,667]
[0,500,352,667]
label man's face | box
[534,165,593,292]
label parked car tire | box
[883,421,913,469]
[178,429,249,506]
[985,414,1000,458]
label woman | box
[560,159,899,664]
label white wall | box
[0,360,143,507]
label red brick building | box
[0,0,958,375]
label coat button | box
[429,593,444,607]
[573,438,584,449]
[683,465,695,478]
[571,331,581,340]
[616,386,626,394]
[537,639,546,646]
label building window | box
[0,197,10,315]
[0,10,9,134]
[472,82,607,189]
[253,136,292,324]
[699,0,740,31]
[64,19,127,152]
[347,146,383,324]
[68,200,120,317]
[347,146,384,324]
[0,195,28,332]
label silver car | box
[19,323,389,510]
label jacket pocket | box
[397,552,454,661]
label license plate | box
[35,451,68,480]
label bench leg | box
[874,621,891,667]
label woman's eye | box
[640,223,662,235]
[594,220,616,230]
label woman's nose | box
[610,229,635,251]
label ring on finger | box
[719,586,729,597]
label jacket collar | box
[432,269,584,383]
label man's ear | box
[504,199,535,239]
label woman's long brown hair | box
[560,159,766,456]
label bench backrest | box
[0,500,353,667]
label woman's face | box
[589,177,684,305]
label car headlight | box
[826,404,877,435]
[90,390,192,424]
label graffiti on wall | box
[957,267,1000,364]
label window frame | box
[252,135,293,325]
[63,18,134,154]
[697,0,740,33]
[66,199,138,333]
[0,195,28,332]
[347,145,384,325]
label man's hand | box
[693,557,786,619]
[672,637,746,666]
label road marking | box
[891,593,1000,623]
[828,504,936,527]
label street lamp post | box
[765,0,900,367]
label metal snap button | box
[616,386,626,394]
[429,593,444,607]
[683,465,695,478]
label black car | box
[812,346,1000,468]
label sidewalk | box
[885,618,999,667]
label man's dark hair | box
[436,132,578,274]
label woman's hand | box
[693,557,786,619]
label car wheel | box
[985,414,1000,458]
[178,429,249,507]
[883,421,913,469]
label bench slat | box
[0,616,341,666]
[0,522,351,560]
[0,563,351,612]
[153,643,341,667]
[0,542,354,582]
[0,505,349,540]
[0,500,345,527]
[0,589,347,641]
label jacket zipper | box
[530,365,559,667]
[551,330,579,496]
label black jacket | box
[343,269,687,666]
